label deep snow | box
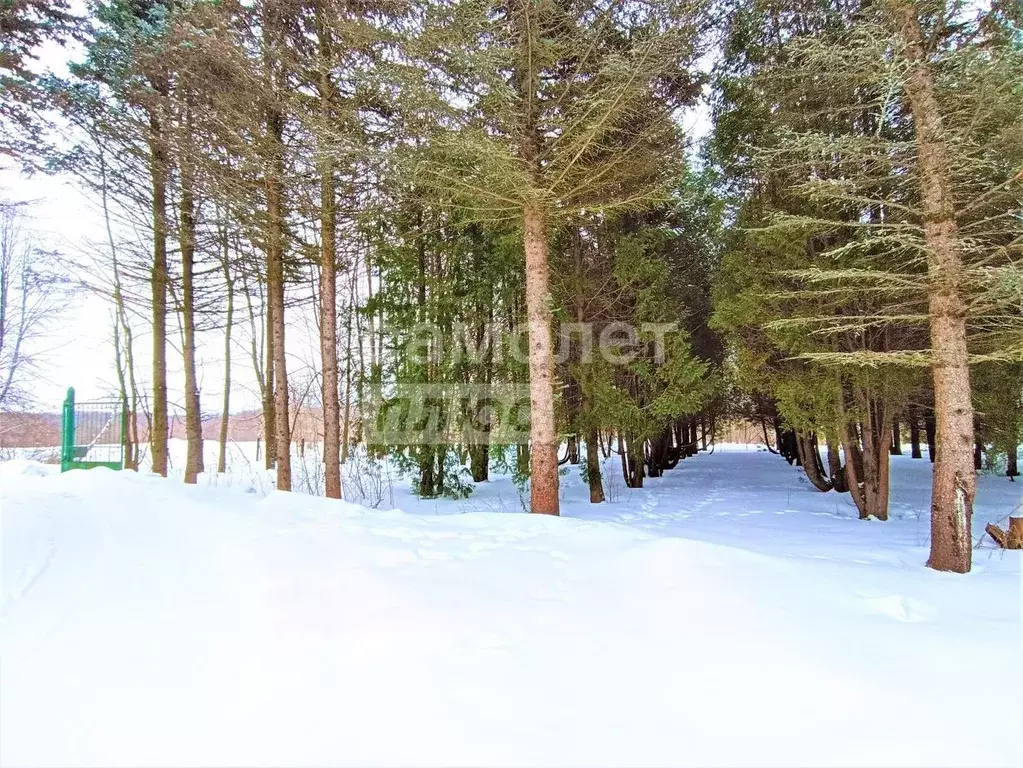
[1,446,1021,767]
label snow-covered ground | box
[1,445,1020,766]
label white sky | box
[0,10,273,416]
[1,163,114,408]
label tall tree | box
[72,0,180,476]
[410,0,708,514]
[711,0,1022,567]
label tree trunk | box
[567,434,579,464]
[317,27,342,500]
[521,203,559,514]
[619,433,643,489]
[217,215,233,475]
[838,396,870,518]
[781,430,792,463]
[469,296,493,482]
[179,120,203,485]
[261,2,288,484]
[418,446,436,498]
[798,431,833,492]
[908,405,922,459]
[1007,447,1018,481]
[264,292,276,470]
[684,419,699,457]
[842,423,869,519]
[148,116,169,478]
[436,444,446,496]
[572,229,600,501]
[762,419,778,454]
[779,427,799,465]
[102,147,140,472]
[846,421,865,483]
[340,257,357,463]
[859,400,892,521]
[924,406,936,463]
[890,0,975,572]
[645,434,664,478]
[319,176,341,498]
[470,444,489,482]
[585,426,604,503]
[516,441,530,478]
[890,419,903,455]
[826,436,847,493]
[267,154,291,490]
[242,269,271,471]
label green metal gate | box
[60,387,125,472]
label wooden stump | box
[1008,517,1023,549]
[985,517,1023,549]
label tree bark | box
[842,424,868,519]
[522,203,559,514]
[799,431,833,492]
[470,444,490,482]
[148,108,169,478]
[890,419,903,455]
[218,221,232,476]
[890,0,975,572]
[924,406,936,463]
[908,405,922,458]
[316,10,342,500]
[179,108,203,485]
[619,433,643,489]
[101,147,140,472]
[263,284,276,470]
[860,400,892,521]
[263,1,292,490]
[826,436,847,493]
[585,426,604,503]
[266,150,291,489]
[516,441,530,478]
[469,283,494,483]
[340,256,357,463]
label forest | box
[1,0,1021,577]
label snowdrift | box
[1,454,1020,766]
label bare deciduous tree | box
[0,200,68,409]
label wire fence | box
[72,401,123,464]
[61,388,124,471]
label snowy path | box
[1,450,1020,767]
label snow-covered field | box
[2,444,1021,766]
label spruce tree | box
[710,0,1022,568]
[403,0,708,513]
